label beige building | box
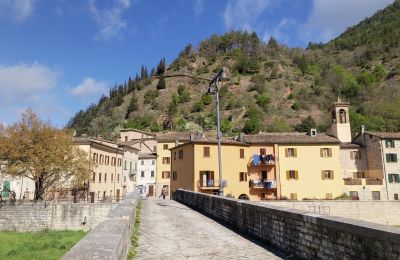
[74,137,125,202]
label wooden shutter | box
[328,148,332,157]
[350,151,354,160]
[395,154,398,162]
[320,148,324,157]
[285,148,288,157]
[331,171,334,179]
[294,149,297,157]
[321,171,325,180]
[295,170,299,180]
[286,171,290,180]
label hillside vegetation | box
[67,0,400,140]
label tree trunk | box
[34,176,45,201]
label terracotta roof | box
[139,153,157,159]
[171,137,248,149]
[156,132,192,142]
[340,142,363,149]
[119,128,156,136]
[365,131,400,139]
[242,133,340,144]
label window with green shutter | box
[2,181,10,198]
[385,140,395,148]
[386,153,398,163]
[389,174,400,183]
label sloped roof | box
[340,142,363,149]
[171,137,248,149]
[242,133,340,145]
[156,132,192,142]
[365,131,400,139]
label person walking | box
[159,187,166,200]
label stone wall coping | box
[179,189,400,243]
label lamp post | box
[207,68,229,196]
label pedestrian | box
[159,189,165,199]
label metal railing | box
[249,179,277,189]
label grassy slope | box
[0,230,86,260]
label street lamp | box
[207,67,229,196]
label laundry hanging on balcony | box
[252,154,261,166]
[252,154,275,166]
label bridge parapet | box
[174,189,400,259]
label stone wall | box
[0,202,115,232]
[63,192,138,260]
[260,200,400,226]
[174,189,400,259]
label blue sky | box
[0,0,394,127]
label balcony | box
[366,178,383,185]
[198,180,227,190]
[251,154,276,167]
[129,170,137,176]
[344,178,362,185]
[344,178,383,186]
[249,179,277,189]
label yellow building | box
[155,132,192,198]
[170,137,250,199]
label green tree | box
[177,85,191,103]
[156,58,166,76]
[256,94,270,111]
[168,94,179,116]
[267,36,278,49]
[126,93,138,118]
[201,94,212,105]
[220,119,233,134]
[157,76,166,90]
[144,90,158,104]
[294,116,316,132]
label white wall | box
[137,158,156,194]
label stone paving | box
[136,198,286,260]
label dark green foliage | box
[168,94,179,116]
[156,58,166,76]
[266,117,292,132]
[243,117,262,134]
[220,119,233,133]
[225,96,243,110]
[144,89,158,104]
[125,116,157,130]
[126,93,138,118]
[293,55,308,75]
[191,101,205,112]
[267,36,278,49]
[200,94,212,105]
[177,85,191,103]
[248,84,265,94]
[294,116,317,132]
[141,65,148,79]
[157,76,166,90]
[256,94,270,111]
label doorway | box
[148,185,154,196]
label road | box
[136,198,286,260]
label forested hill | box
[67,0,400,140]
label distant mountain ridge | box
[67,0,400,140]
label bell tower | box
[328,99,352,143]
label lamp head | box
[218,68,229,82]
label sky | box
[0,0,394,127]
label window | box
[98,173,102,183]
[286,170,298,180]
[239,172,247,182]
[290,193,297,200]
[151,171,155,177]
[386,153,398,163]
[152,160,155,165]
[130,161,132,171]
[105,156,109,165]
[100,155,104,164]
[124,160,127,170]
[117,158,122,167]
[260,148,266,156]
[111,157,116,166]
[117,174,120,182]
[350,151,361,160]
[174,152,177,160]
[325,193,333,200]
[285,148,297,157]
[111,174,113,182]
[321,170,334,180]
[339,109,347,123]
[141,160,144,165]
[163,144,169,150]
[124,176,126,182]
[203,147,210,157]
[349,191,358,199]
[172,171,177,180]
[93,153,98,163]
[162,171,170,179]
[320,148,332,158]
[153,146,157,153]
[372,191,381,200]
[395,194,399,200]
[104,173,107,183]
[386,139,395,148]
[388,174,400,183]
[178,150,183,159]
[141,171,144,177]
[240,149,245,159]
[125,136,128,142]
[92,172,95,183]
[162,157,170,164]
[353,172,366,179]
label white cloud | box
[0,0,36,22]
[70,77,107,97]
[302,0,394,43]
[89,0,132,41]
[0,63,59,105]
[223,0,271,31]
[194,0,204,16]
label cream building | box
[0,172,36,201]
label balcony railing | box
[198,180,227,189]
[251,154,276,167]
[344,178,383,186]
[249,179,277,189]
[129,170,137,176]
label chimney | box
[361,125,365,135]
[97,135,102,140]
[190,133,195,141]
[175,139,179,146]
[197,132,205,138]
[239,132,244,142]
[308,128,317,137]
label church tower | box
[328,99,352,143]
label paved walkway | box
[136,198,285,260]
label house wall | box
[122,148,139,195]
[137,157,156,195]
[120,130,154,142]
[170,144,195,194]
[278,144,343,200]
[382,139,400,200]
[156,141,175,197]
[1,175,36,201]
